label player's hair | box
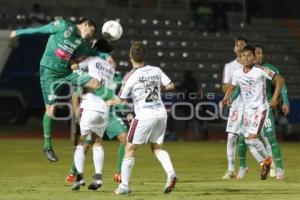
[77,17,97,32]
[130,42,146,63]
[234,36,248,46]
[253,44,265,53]
[242,45,255,55]
[93,38,113,53]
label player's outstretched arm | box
[12,23,53,37]
[270,74,284,109]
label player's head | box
[234,36,248,57]
[129,41,146,65]
[241,45,255,68]
[254,44,264,65]
[92,38,113,53]
[76,17,97,39]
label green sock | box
[43,114,53,149]
[267,134,283,169]
[70,161,77,174]
[117,144,125,173]
[238,135,247,168]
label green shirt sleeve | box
[230,86,240,101]
[281,83,289,105]
[16,23,53,36]
[93,86,115,101]
[16,19,67,36]
[264,63,289,105]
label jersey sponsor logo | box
[75,39,82,45]
[55,48,71,60]
[64,40,77,49]
[95,62,114,76]
[138,75,160,83]
[64,30,71,38]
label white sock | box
[155,150,175,177]
[121,158,135,186]
[74,145,85,173]
[227,133,238,171]
[93,146,104,175]
[260,135,272,157]
[245,139,267,163]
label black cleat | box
[88,174,103,191]
[72,173,85,191]
[43,147,58,162]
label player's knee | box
[118,133,127,144]
[92,142,102,147]
[150,143,162,153]
[246,134,258,140]
[78,135,86,145]
[45,104,55,116]
[83,144,91,152]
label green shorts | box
[105,112,128,140]
[40,67,92,105]
[262,110,276,137]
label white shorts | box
[242,106,268,137]
[226,95,243,134]
[127,116,167,145]
[79,109,108,137]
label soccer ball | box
[101,20,123,41]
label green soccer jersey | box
[262,62,289,105]
[16,19,91,76]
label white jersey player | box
[221,36,247,179]
[114,42,177,195]
[72,53,115,191]
[221,45,284,180]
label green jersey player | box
[10,18,101,162]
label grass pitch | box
[0,139,299,200]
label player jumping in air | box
[10,18,101,162]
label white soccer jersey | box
[119,65,171,118]
[232,65,276,109]
[222,59,243,84]
[79,56,115,113]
